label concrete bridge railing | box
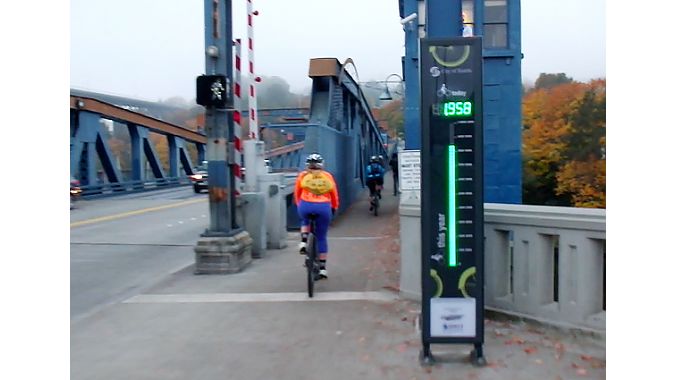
[399,199,606,333]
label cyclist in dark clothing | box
[365,155,385,211]
[389,152,399,196]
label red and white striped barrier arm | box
[232,38,243,195]
[247,0,260,141]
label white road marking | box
[190,217,196,221]
[178,221,184,224]
[124,291,398,304]
[167,224,173,227]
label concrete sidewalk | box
[71,176,605,380]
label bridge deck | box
[70,175,605,379]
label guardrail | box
[484,203,606,332]
[264,141,305,159]
[78,177,191,198]
[265,142,304,171]
[399,200,606,333]
[75,141,304,199]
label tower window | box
[484,0,508,48]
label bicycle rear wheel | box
[306,232,317,298]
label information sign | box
[399,150,421,191]
[419,37,485,366]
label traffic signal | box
[196,75,231,108]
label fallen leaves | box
[504,336,526,345]
[572,362,588,376]
[524,346,538,354]
[526,326,544,335]
[554,342,566,360]
[487,360,508,369]
[589,359,605,369]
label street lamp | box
[378,73,405,101]
[358,74,405,99]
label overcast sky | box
[70,0,606,102]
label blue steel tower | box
[399,0,522,204]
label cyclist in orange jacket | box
[294,153,340,279]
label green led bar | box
[448,145,457,267]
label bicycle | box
[369,186,381,216]
[304,213,321,298]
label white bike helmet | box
[306,153,324,169]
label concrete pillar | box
[399,192,422,300]
[259,173,288,249]
[244,140,257,192]
[243,140,268,192]
[241,192,267,258]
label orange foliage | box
[556,159,606,208]
[522,79,605,208]
[523,83,586,169]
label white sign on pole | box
[430,298,476,337]
[398,150,421,191]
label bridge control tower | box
[400,0,522,204]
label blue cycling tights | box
[297,200,332,254]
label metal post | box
[202,0,236,236]
[195,0,252,274]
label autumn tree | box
[556,79,606,207]
[522,78,606,208]
[377,99,404,139]
[522,81,585,205]
[534,73,574,91]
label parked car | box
[70,177,82,209]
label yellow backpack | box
[300,170,334,195]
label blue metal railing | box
[78,177,191,198]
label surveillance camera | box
[400,13,418,25]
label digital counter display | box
[441,101,473,118]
